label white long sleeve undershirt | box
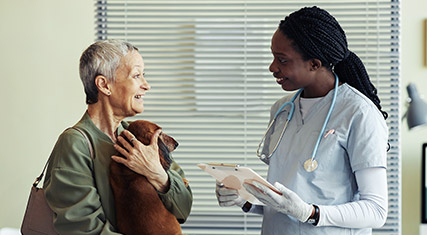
[317,167,388,228]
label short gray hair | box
[79,39,138,104]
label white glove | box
[244,181,313,222]
[215,181,246,208]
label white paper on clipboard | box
[197,163,281,204]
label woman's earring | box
[107,91,111,96]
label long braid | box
[334,52,386,118]
[279,6,388,120]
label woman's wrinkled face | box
[269,29,314,92]
[110,50,150,117]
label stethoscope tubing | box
[274,89,303,121]
[256,90,300,160]
[307,74,339,162]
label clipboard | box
[197,163,281,204]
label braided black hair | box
[278,6,388,120]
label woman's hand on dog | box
[112,129,170,193]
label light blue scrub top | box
[259,84,388,235]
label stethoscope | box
[256,73,339,172]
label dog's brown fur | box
[110,120,182,235]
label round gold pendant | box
[304,159,318,172]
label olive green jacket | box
[43,112,192,235]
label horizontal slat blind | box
[95,0,400,234]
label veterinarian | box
[215,6,389,234]
[43,40,193,234]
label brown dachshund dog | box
[110,120,182,235]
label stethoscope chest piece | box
[304,158,318,172]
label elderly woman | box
[43,40,193,234]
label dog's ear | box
[159,133,179,152]
[158,134,178,171]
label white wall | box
[401,0,427,234]
[0,0,92,228]
[0,1,426,234]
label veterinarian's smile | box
[275,76,286,85]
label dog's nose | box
[174,142,179,149]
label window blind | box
[95,0,401,234]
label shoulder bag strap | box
[33,127,94,187]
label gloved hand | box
[215,181,246,208]
[244,181,313,222]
